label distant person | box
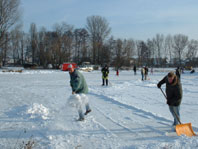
[144,66,149,80]
[150,67,153,75]
[101,65,109,86]
[141,67,145,81]
[181,67,184,74]
[190,69,195,74]
[175,67,181,80]
[133,65,137,75]
[68,64,91,121]
[116,68,119,76]
[157,71,182,126]
[190,66,195,74]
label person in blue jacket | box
[68,64,91,121]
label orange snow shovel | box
[160,88,196,137]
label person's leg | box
[106,79,108,86]
[81,94,91,115]
[102,78,105,85]
[85,103,91,115]
[78,105,84,120]
[75,94,84,121]
[169,106,180,125]
[85,103,91,111]
[173,105,180,125]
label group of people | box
[141,66,149,81]
[67,64,183,129]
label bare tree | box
[37,27,47,67]
[80,29,89,62]
[9,24,24,65]
[0,0,21,65]
[52,22,74,68]
[186,39,198,65]
[123,39,136,66]
[173,34,188,65]
[153,34,164,65]
[146,39,155,66]
[86,15,111,64]
[29,23,38,64]
[164,35,173,64]
[105,36,115,65]
[136,40,149,66]
[113,39,127,69]
[73,28,89,64]
[62,30,73,63]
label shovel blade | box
[175,123,196,137]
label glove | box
[157,83,161,88]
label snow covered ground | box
[0,68,198,149]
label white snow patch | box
[27,103,49,120]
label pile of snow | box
[27,103,49,120]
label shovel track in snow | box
[88,91,188,141]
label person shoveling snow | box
[67,64,91,121]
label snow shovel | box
[159,88,196,137]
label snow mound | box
[27,103,49,120]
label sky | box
[20,0,198,40]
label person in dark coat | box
[101,65,109,86]
[144,66,148,80]
[176,67,181,80]
[190,69,195,73]
[141,67,145,81]
[133,65,137,75]
[157,71,183,126]
[68,64,91,121]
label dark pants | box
[141,74,144,81]
[102,79,108,86]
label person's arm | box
[157,76,166,88]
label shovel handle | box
[160,88,167,99]
[159,88,182,124]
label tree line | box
[1,0,198,69]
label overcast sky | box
[21,0,198,40]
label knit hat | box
[68,64,73,70]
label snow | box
[0,68,198,148]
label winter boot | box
[77,117,85,121]
[84,109,92,115]
[78,109,85,121]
